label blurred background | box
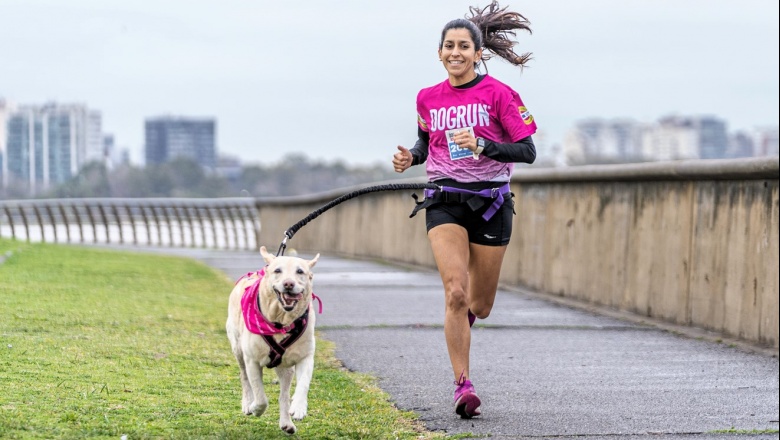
[1,0,778,198]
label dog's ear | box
[259,246,275,264]
[308,253,320,269]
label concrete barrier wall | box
[256,157,779,349]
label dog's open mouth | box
[275,289,303,311]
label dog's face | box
[260,246,320,312]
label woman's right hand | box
[392,146,413,173]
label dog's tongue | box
[283,292,302,306]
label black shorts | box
[425,185,514,247]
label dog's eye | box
[274,268,282,273]
[296,268,304,274]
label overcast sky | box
[2,0,778,167]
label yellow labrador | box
[226,246,320,434]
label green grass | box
[0,238,443,439]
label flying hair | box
[464,0,532,67]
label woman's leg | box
[467,243,508,319]
[429,225,509,380]
[428,223,472,381]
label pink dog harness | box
[236,270,322,368]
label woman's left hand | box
[453,130,477,152]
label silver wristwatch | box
[475,137,486,155]
[473,137,486,159]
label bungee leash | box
[275,182,440,256]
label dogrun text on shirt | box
[426,103,491,132]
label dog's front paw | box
[289,398,308,420]
[241,397,253,415]
[249,400,268,417]
[280,421,297,434]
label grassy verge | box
[0,239,441,439]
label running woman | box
[391,0,537,419]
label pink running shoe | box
[454,374,481,418]
[468,309,476,327]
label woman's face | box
[439,28,482,85]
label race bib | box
[446,127,474,161]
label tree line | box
[0,153,426,200]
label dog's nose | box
[283,279,295,291]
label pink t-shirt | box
[416,75,537,182]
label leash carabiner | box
[276,235,289,257]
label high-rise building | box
[144,117,216,169]
[696,116,729,159]
[4,102,102,193]
[0,98,15,189]
[85,111,104,164]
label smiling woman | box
[390,0,538,421]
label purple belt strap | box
[424,183,510,221]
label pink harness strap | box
[237,270,322,336]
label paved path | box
[111,246,779,439]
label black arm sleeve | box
[410,127,430,166]
[481,135,536,164]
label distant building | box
[563,115,739,164]
[562,118,643,164]
[695,117,729,159]
[215,154,243,181]
[727,131,755,158]
[103,134,116,168]
[102,134,130,168]
[0,98,15,189]
[144,116,216,169]
[652,115,729,159]
[4,102,103,193]
[103,134,115,158]
[753,127,779,156]
[530,130,565,167]
[643,116,699,161]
